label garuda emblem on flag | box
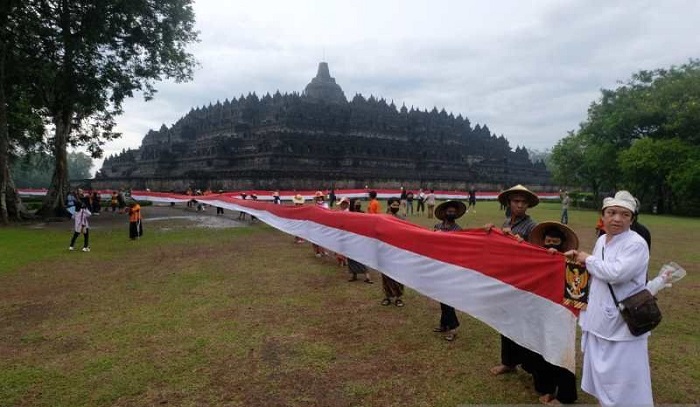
[564,261,589,310]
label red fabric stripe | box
[19,188,562,199]
[163,194,569,308]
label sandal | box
[381,298,392,306]
[348,276,358,282]
[364,279,374,284]
[394,299,404,307]
[445,332,457,341]
[433,326,447,333]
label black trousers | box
[416,200,425,213]
[129,221,143,239]
[70,229,89,248]
[523,352,578,403]
[501,335,526,367]
[216,207,224,214]
[439,303,460,330]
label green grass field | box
[0,202,698,406]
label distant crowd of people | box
[65,188,142,252]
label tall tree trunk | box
[38,113,71,218]
[0,35,17,224]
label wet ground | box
[23,204,248,231]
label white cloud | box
[96,0,700,172]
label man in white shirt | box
[566,191,652,407]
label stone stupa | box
[303,62,347,104]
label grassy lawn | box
[0,202,698,406]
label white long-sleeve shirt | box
[73,208,92,233]
[579,229,649,341]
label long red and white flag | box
[132,191,577,373]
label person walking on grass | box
[127,201,143,240]
[66,190,77,217]
[416,189,426,215]
[69,201,91,252]
[425,189,436,218]
[561,190,570,224]
[400,187,408,216]
[467,186,477,213]
[110,191,119,213]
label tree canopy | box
[0,0,199,221]
[550,59,700,215]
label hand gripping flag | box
[132,191,578,373]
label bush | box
[568,192,598,210]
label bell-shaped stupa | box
[303,62,347,103]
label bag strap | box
[607,283,620,305]
[603,247,621,306]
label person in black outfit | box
[467,186,477,213]
[524,222,579,404]
[328,188,336,208]
[432,200,467,341]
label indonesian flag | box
[132,191,577,373]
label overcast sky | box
[94,0,700,171]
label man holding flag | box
[488,184,540,376]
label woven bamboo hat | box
[530,221,579,251]
[498,184,540,208]
[434,200,467,221]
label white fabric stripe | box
[114,192,559,203]
[171,199,576,372]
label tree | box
[12,151,92,188]
[0,0,46,223]
[67,152,93,181]
[526,148,551,167]
[11,0,198,217]
[550,60,700,215]
[618,137,694,213]
[585,60,700,148]
[549,131,618,202]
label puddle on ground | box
[146,215,246,229]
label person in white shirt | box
[416,189,426,214]
[69,201,92,252]
[425,189,436,219]
[566,191,656,407]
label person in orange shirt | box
[127,202,143,240]
[367,191,381,214]
[595,216,605,237]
